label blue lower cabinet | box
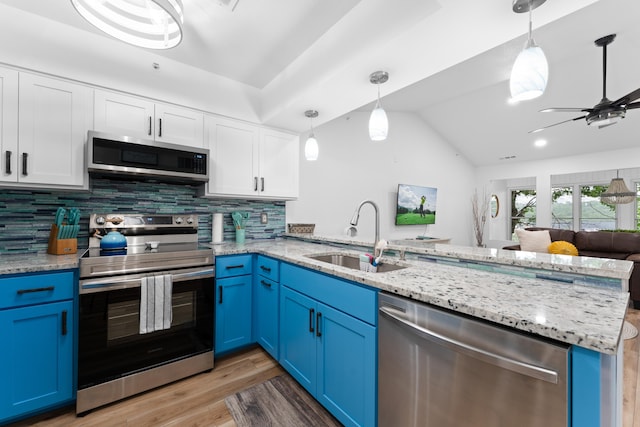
[0,300,74,423]
[254,275,279,360]
[215,275,253,354]
[280,285,376,427]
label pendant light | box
[601,171,636,204]
[70,0,184,50]
[304,110,319,161]
[509,0,548,101]
[369,71,389,141]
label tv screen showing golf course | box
[395,184,437,225]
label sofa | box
[503,227,640,308]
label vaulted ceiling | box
[0,0,636,166]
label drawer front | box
[0,271,74,309]
[281,263,377,325]
[216,254,253,279]
[256,255,279,282]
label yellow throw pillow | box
[548,241,578,256]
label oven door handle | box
[80,267,214,293]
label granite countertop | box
[212,239,629,355]
[0,252,80,275]
[0,237,629,354]
[283,233,634,281]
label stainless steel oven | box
[77,213,215,415]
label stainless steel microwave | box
[87,131,209,183]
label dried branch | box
[471,188,490,247]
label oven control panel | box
[90,214,198,229]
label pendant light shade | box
[510,0,548,101]
[510,41,548,101]
[70,0,184,50]
[601,171,636,204]
[369,71,389,141]
[304,110,319,161]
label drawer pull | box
[260,280,271,288]
[17,286,55,295]
[61,310,68,336]
[225,264,245,270]
[260,265,271,272]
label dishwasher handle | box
[379,306,559,384]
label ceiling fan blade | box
[540,107,593,113]
[529,115,587,134]
[612,88,640,107]
[625,102,640,110]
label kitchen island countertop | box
[212,238,629,355]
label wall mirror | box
[490,194,499,218]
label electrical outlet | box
[260,212,268,224]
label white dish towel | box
[140,274,173,334]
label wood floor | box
[12,309,640,427]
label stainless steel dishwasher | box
[378,292,570,427]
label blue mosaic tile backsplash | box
[0,178,285,254]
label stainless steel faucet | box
[350,200,381,256]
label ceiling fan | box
[530,34,640,133]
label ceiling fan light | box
[510,44,548,101]
[70,0,184,50]
[587,109,626,127]
[305,134,319,161]
[369,103,388,141]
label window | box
[580,185,616,230]
[551,187,573,229]
[510,189,536,240]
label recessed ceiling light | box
[534,139,547,147]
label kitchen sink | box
[305,253,407,273]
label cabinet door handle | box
[260,279,271,288]
[17,286,55,295]
[61,310,68,336]
[260,265,271,273]
[5,150,11,175]
[316,312,322,337]
[21,153,28,176]
[225,264,245,270]
[309,308,315,333]
[218,286,223,304]
[158,118,162,137]
[148,116,152,135]
[254,177,258,191]
[261,177,265,192]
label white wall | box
[286,111,476,246]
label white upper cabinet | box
[154,103,204,147]
[94,90,204,148]
[259,128,299,199]
[203,115,299,200]
[0,67,18,182]
[12,73,91,188]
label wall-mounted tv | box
[395,184,437,225]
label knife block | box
[47,224,78,255]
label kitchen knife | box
[55,207,66,239]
